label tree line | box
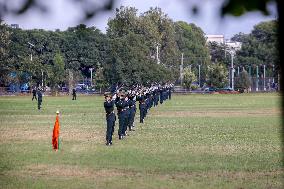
[0,6,279,92]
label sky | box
[2,0,278,39]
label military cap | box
[104,92,112,97]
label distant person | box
[104,92,116,146]
[72,88,77,100]
[37,88,43,110]
[32,87,37,101]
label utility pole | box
[198,64,201,87]
[263,65,266,91]
[28,42,35,61]
[237,66,240,75]
[230,52,235,90]
[41,69,43,87]
[156,44,160,64]
[180,53,184,85]
[272,64,275,83]
[256,65,259,91]
[89,68,94,87]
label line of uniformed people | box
[104,84,173,146]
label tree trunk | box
[68,69,74,96]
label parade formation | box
[104,83,174,146]
[30,83,174,147]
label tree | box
[174,21,210,66]
[235,20,278,73]
[207,41,231,66]
[207,63,228,88]
[235,70,251,92]
[48,52,65,94]
[183,68,197,90]
[231,32,248,42]
[0,20,12,85]
[94,67,109,92]
[141,7,179,69]
[106,7,177,85]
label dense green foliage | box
[0,6,210,88]
[0,9,279,90]
[48,52,66,92]
[0,21,12,85]
[235,70,252,91]
[234,21,278,75]
[0,94,282,188]
[207,63,229,88]
[183,68,197,89]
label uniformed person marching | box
[128,92,136,131]
[115,92,127,139]
[104,92,116,146]
[37,88,43,110]
[32,87,37,101]
[72,88,77,100]
[123,94,130,135]
[137,92,146,123]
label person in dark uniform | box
[137,93,146,123]
[168,85,172,100]
[123,94,130,136]
[104,92,116,146]
[37,88,43,110]
[154,88,159,107]
[72,88,77,100]
[115,92,127,139]
[32,87,37,101]
[128,93,136,131]
[159,87,164,104]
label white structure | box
[10,24,19,29]
[205,35,224,44]
[225,40,242,51]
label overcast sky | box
[2,0,278,39]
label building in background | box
[206,34,242,51]
[225,40,242,51]
[205,35,224,44]
[10,24,19,29]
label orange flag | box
[52,114,60,150]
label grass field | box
[0,93,283,189]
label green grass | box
[0,93,282,189]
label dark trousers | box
[118,112,126,136]
[32,94,37,101]
[129,108,135,129]
[139,105,146,123]
[123,110,130,134]
[160,95,163,104]
[38,100,42,110]
[106,113,115,143]
[72,94,76,100]
[154,96,159,106]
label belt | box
[106,111,114,115]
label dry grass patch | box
[185,144,280,156]
[5,163,283,182]
[152,108,280,118]
[0,127,104,143]
[6,164,134,179]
